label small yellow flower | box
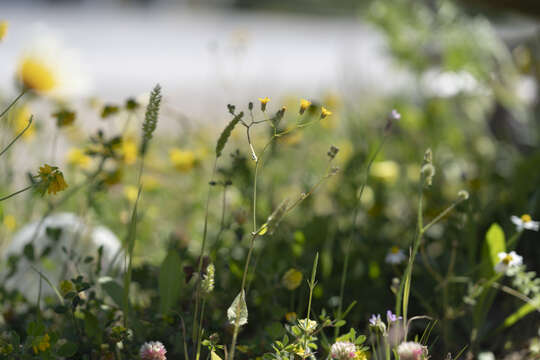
[299,99,311,115]
[281,268,303,290]
[124,185,139,203]
[121,137,138,165]
[320,106,332,119]
[67,148,92,169]
[33,334,50,354]
[13,105,34,140]
[0,21,8,42]
[258,97,270,111]
[18,56,57,93]
[354,350,368,360]
[285,312,297,322]
[38,164,68,195]
[3,215,16,231]
[169,148,196,172]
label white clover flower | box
[385,246,406,265]
[495,251,523,274]
[139,341,167,360]
[396,341,428,360]
[511,214,539,232]
[297,318,317,334]
[330,341,357,360]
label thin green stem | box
[195,298,207,360]
[0,115,33,157]
[0,184,34,202]
[0,89,26,119]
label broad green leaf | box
[99,277,124,308]
[158,250,183,314]
[227,290,248,326]
[482,223,506,276]
[211,351,223,360]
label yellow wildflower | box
[320,106,332,119]
[124,185,139,203]
[281,268,303,290]
[121,137,138,165]
[18,56,56,93]
[37,164,68,195]
[67,148,92,169]
[0,21,8,42]
[258,97,270,111]
[371,161,399,184]
[33,334,50,354]
[169,148,196,172]
[13,105,34,140]
[299,99,311,115]
[355,350,368,360]
[3,215,16,231]
[285,312,297,322]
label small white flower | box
[396,341,428,360]
[495,251,523,274]
[330,341,357,360]
[385,246,406,265]
[511,214,539,232]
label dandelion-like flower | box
[511,214,539,232]
[495,251,523,274]
[37,164,68,195]
[0,21,8,42]
[330,341,357,360]
[321,106,332,119]
[385,246,406,265]
[281,268,303,290]
[169,148,196,172]
[258,97,270,111]
[299,99,311,115]
[396,341,428,360]
[139,341,167,360]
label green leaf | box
[216,112,243,158]
[482,223,506,276]
[211,351,223,360]
[500,299,539,329]
[57,341,78,357]
[99,277,124,307]
[227,290,248,326]
[158,250,183,314]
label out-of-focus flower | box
[139,341,167,360]
[67,148,92,169]
[201,263,215,295]
[299,99,311,115]
[169,148,195,172]
[396,341,428,360]
[372,161,399,183]
[37,164,68,195]
[13,105,35,140]
[52,109,76,127]
[330,341,357,360]
[258,97,270,111]
[281,268,303,290]
[511,214,539,232]
[285,312,297,322]
[495,251,523,274]
[17,30,91,98]
[457,190,469,201]
[121,137,138,165]
[124,185,139,203]
[386,310,402,324]
[3,215,16,231]
[385,246,406,265]
[478,352,495,360]
[368,314,386,334]
[354,350,368,360]
[32,334,50,354]
[59,280,74,296]
[297,318,317,334]
[320,106,332,119]
[0,21,8,41]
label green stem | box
[195,298,207,360]
[0,89,26,119]
[0,184,34,202]
[0,115,33,157]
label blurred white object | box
[477,352,495,360]
[1,212,121,301]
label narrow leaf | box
[159,250,183,314]
[216,112,243,157]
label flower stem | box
[0,115,33,157]
[0,184,34,202]
[0,89,26,119]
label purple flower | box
[369,314,380,326]
[386,310,402,324]
[390,109,401,121]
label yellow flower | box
[371,161,399,184]
[13,105,34,140]
[3,215,16,231]
[0,21,8,42]
[121,137,138,165]
[38,164,68,195]
[169,148,196,172]
[354,350,368,360]
[285,312,297,322]
[320,106,332,119]
[281,268,303,290]
[299,99,311,115]
[18,56,56,93]
[258,97,270,111]
[67,148,92,169]
[33,334,50,354]
[124,185,139,203]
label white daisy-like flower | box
[385,246,406,265]
[396,341,428,360]
[494,251,523,274]
[511,214,539,232]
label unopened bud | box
[457,190,469,201]
[327,145,339,159]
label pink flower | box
[140,341,167,360]
[330,341,357,360]
[397,341,428,360]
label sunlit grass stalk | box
[0,184,34,202]
[0,89,26,119]
[0,115,33,157]
[304,252,319,356]
[335,136,387,337]
[195,298,207,360]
